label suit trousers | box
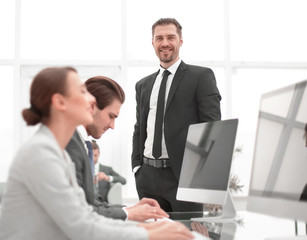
[135,164,203,213]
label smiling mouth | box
[160,48,172,53]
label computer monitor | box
[247,80,307,224]
[176,119,239,220]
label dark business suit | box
[132,61,221,212]
[300,183,307,232]
[300,184,307,201]
[95,164,126,203]
[66,130,127,220]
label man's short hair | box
[152,18,182,38]
[91,140,100,152]
[85,76,125,110]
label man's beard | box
[159,54,173,63]
[86,124,101,139]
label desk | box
[168,211,307,240]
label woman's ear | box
[51,93,67,111]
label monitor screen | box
[177,119,238,205]
[247,79,307,222]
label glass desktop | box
[167,210,307,240]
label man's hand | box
[126,198,169,222]
[191,222,209,237]
[94,172,110,184]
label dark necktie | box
[85,140,95,177]
[152,70,171,159]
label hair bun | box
[22,107,41,126]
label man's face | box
[86,99,122,139]
[93,148,99,164]
[152,24,183,69]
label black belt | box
[143,157,171,168]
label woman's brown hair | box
[22,66,77,126]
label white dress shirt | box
[144,59,181,159]
[77,125,91,154]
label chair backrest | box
[107,182,123,205]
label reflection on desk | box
[175,218,236,240]
[168,211,307,240]
[168,211,237,240]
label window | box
[21,0,122,60]
[0,0,15,59]
[0,66,14,181]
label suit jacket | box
[96,164,126,203]
[300,183,307,201]
[0,124,147,240]
[132,61,221,180]
[66,130,127,220]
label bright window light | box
[0,66,14,181]
[20,0,122,60]
[230,0,307,61]
[0,0,15,59]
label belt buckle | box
[154,160,160,168]
[162,159,167,168]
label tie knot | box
[163,70,171,78]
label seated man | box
[92,140,126,203]
[66,75,168,221]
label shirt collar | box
[159,58,181,76]
[77,125,90,143]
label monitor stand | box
[191,191,236,222]
[220,222,237,240]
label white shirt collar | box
[159,58,181,76]
[77,125,91,143]
[94,162,100,174]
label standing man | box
[66,76,168,221]
[92,139,127,203]
[132,18,222,212]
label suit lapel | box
[73,130,88,160]
[165,61,187,112]
[142,70,160,113]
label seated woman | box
[0,67,196,240]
